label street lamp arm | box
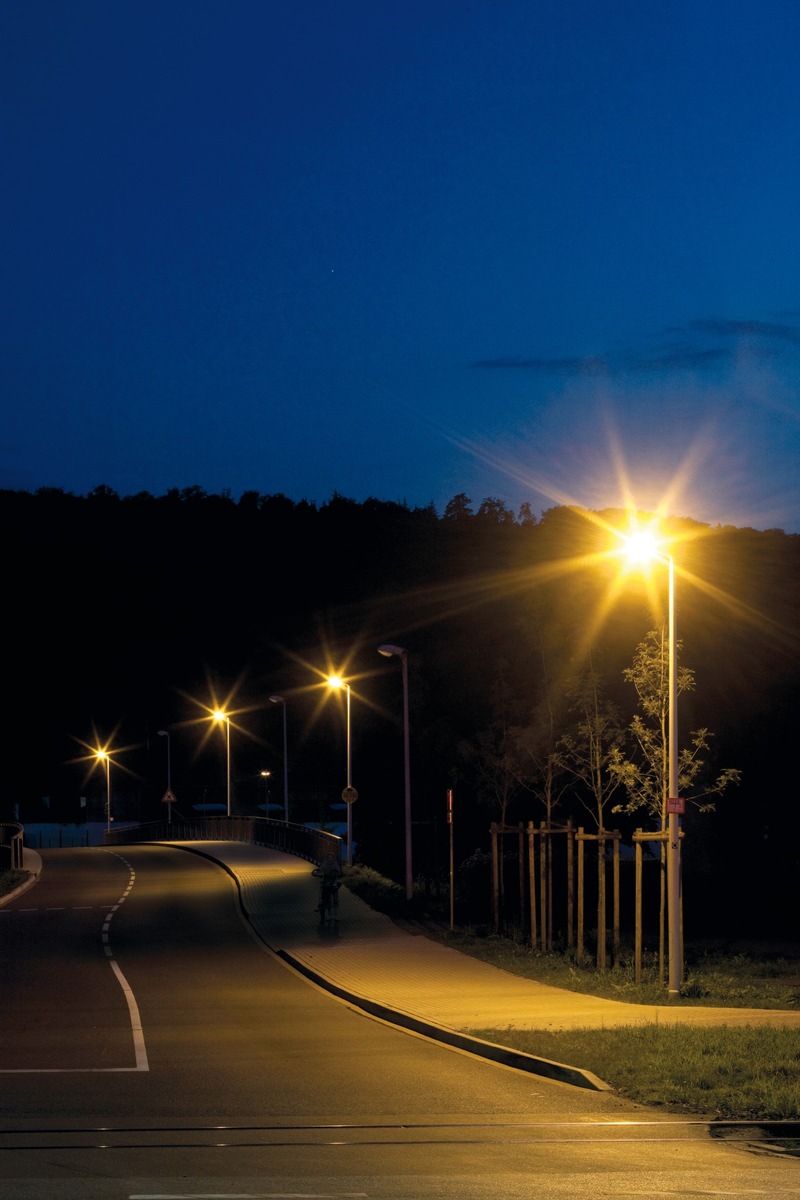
[378,643,407,660]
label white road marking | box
[109,957,149,1070]
[0,851,149,1073]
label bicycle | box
[312,867,341,926]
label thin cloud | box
[471,313,800,379]
[682,318,800,344]
[471,347,727,376]
[471,355,609,373]
[635,346,730,371]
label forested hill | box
[4,485,799,933]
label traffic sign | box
[666,796,685,814]
[341,786,358,804]
[162,788,177,805]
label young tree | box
[556,662,625,833]
[509,693,570,951]
[609,627,742,976]
[609,628,741,823]
[555,661,626,966]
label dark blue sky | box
[3,0,800,530]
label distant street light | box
[622,529,682,997]
[268,695,289,822]
[378,643,413,901]
[212,710,231,817]
[326,675,354,864]
[157,729,172,824]
[95,748,112,833]
[260,769,272,814]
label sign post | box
[162,787,177,823]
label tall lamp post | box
[268,694,289,822]
[624,532,682,997]
[327,675,353,864]
[95,748,112,834]
[212,710,231,817]
[157,729,172,824]
[665,549,681,999]
[378,643,413,901]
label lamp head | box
[624,530,661,564]
[378,643,406,659]
[268,694,284,704]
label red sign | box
[666,796,685,814]
[162,788,177,805]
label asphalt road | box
[1,845,797,1199]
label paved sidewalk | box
[172,841,800,1089]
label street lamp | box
[260,769,272,814]
[95,748,112,833]
[157,729,172,824]
[212,710,231,817]
[326,675,354,864]
[378,643,413,901]
[268,694,289,822]
[623,530,682,997]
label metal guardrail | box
[0,822,25,870]
[104,815,342,865]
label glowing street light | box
[212,709,231,817]
[268,694,289,822]
[378,644,413,901]
[622,528,682,997]
[326,674,354,864]
[95,748,113,833]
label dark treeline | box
[4,484,799,936]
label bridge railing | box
[104,816,342,865]
[0,822,24,870]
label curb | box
[170,842,612,1093]
[0,850,43,908]
[277,948,611,1093]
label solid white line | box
[109,958,149,1070]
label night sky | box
[3,1,800,531]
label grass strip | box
[466,1023,800,1120]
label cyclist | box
[312,851,342,922]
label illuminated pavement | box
[173,841,800,1084]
